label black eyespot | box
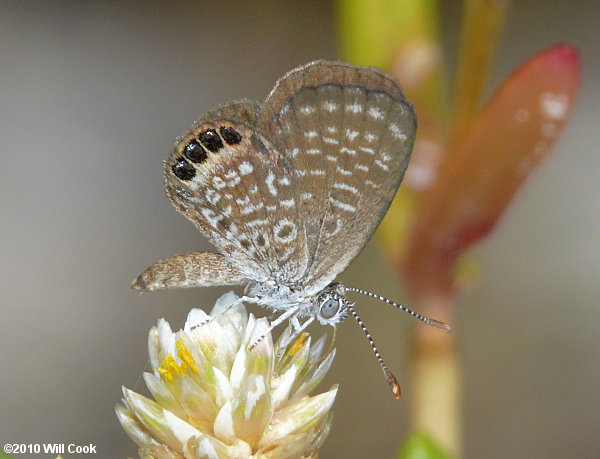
[199,129,224,152]
[184,140,208,163]
[220,126,242,145]
[320,297,340,320]
[172,158,195,181]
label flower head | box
[117,292,337,459]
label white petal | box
[148,327,161,373]
[163,409,202,446]
[257,386,338,448]
[213,401,235,443]
[212,366,233,406]
[184,434,250,459]
[122,387,182,451]
[190,316,239,374]
[308,333,328,362]
[270,365,298,409]
[210,291,239,316]
[143,372,185,419]
[193,437,220,459]
[244,375,266,420]
[156,318,176,357]
[292,349,337,400]
[185,308,211,331]
[116,404,160,449]
[229,346,247,391]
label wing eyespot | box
[172,157,196,181]
[220,126,242,145]
[183,140,209,163]
[199,129,224,152]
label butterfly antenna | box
[347,304,402,398]
[346,287,452,333]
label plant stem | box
[452,0,508,141]
[409,294,461,457]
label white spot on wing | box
[205,189,221,205]
[368,106,384,119]
[374,160,389,171]
[323,137,339,145]
[304,130,318,139]
[329,197,357,212]
[389,122,408,141]
[224,170,240,186]
[300,105,316,115]
[336,166,352,176]
[287,147,300,158]
[323,101,339,112]
[365,133,377,143]
[212,176,226,189]
[239,161,254,175]
[345,129,359,141]
[346,102,363,113]
[333,182,359,194]
[266,171,277,196]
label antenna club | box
[383,367,402,398]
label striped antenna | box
[346,287,452,333]
[347,304,402,398]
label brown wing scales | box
[258,61,416,293]
[164,114,309,284]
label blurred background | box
[0,1,598,458]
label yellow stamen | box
[157,354,187,381]
[176,339,199,375]
[289,331,310,356]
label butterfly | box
[132,61,449,397]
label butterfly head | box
[313,282,351,326]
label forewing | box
[164,103,309,283]
[258,61,416,293]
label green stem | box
[452,0,508,140]
[409,294,461,457]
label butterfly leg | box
[190,294,258,330]
[249,305,301,350]
[131,251,247,292]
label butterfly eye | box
[184,140,208,163]
[220,126,242,145]
[200,129,224,152]
[172,157,196,181]
[319,297,341,320]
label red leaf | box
[402,44,581,300]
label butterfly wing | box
[257,61,416,294]
[164,101,310,284]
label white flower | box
[117,292,337,459]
